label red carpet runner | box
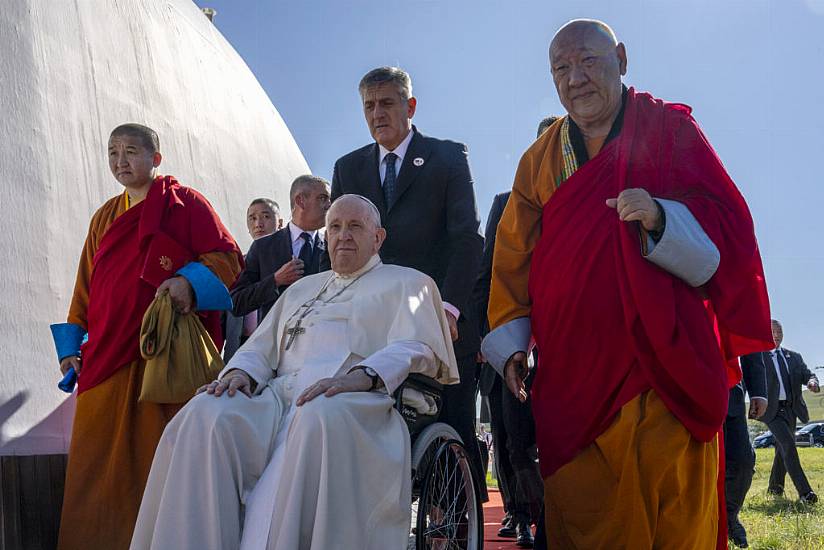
[483,489,535,549]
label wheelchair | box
[395,374,484,549]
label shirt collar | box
[378,127,414,166]
[288,222,318,244]
[333,254,381,280]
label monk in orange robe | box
[482,20,773,549]
[51,123,242,550]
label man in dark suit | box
[759,319,821,504]
[476,192,542,547]
[223,198,284,361]
[477,192,515,531]
[330,66,485,498]
[475,117,557,547]
[231,175,330,325]
[725,353,767,548]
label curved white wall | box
[0,0,309,454]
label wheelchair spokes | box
[416,440,481,550]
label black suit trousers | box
[488,375,515,512]
[723,408,755,524]
[767,406,813,496]
[439,354,487,501]
[500,371,543,522]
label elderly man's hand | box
[748,397,768,419]
[60,355,82,376]
[156,276,195,314]
[809,379,821,393]
[504,351,528,403]
[606,188,663,232]
[198,369,253,398]
[296,370,374,406]
[445,310,459,342]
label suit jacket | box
[230,225,323,321]
[222,311,244,362]
[729,352,768,417]
[760,348,819,424]
[475,192,510,395]
[330,127,484,358]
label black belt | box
[778,400,789,407]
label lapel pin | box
[413,157,424,167]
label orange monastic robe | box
[58,190,241,550]
[488,117,718,549]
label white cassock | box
[131,255,458,550]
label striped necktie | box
[298,232,313,266]
[774,350,792,397]
[383,152,398,208]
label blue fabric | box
[176,261,232,311]
[298,232,313,265]
[50,322,86,362]
[58,368,77,393]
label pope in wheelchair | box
[130,195,469,550]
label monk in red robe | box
[51,123,242,550]
[482,20,773,548]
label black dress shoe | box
[498,515,516,538]
[516,521,534,548]
[767,486,784,496]
[801,491,819,505]
[501,511,512,526]
[728,520,748,548]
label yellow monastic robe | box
[488,119,717,549]
[58,191,241,550]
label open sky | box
[195,0,824,375]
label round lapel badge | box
[413,157,424,167]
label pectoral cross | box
[285,319,306,350]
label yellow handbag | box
[139,291,224,403]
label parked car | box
[754,431,775,448]
[795,422,824,447]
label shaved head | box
[550,19,618,56]
[548,18,626,137]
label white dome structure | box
[0,0,309,455]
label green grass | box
[804,392,824,423]
[486,469,498,490]
[742,391,824,548]
[739,447,824,549]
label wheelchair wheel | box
[415,438,483,550]
[411,423,462,480]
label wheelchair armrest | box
[405,373,444,393]
[393,373,443,411]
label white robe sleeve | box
[352,340,436,395]
[218,300,280,393]
[644,198,720,287]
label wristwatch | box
[356,366,381,391]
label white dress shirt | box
[770,348,788,401]
[378,128,414,183]
[288,222,319,259]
